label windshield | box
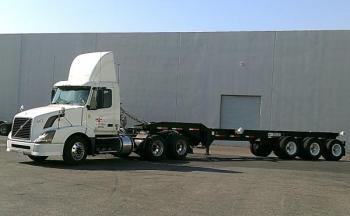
[52,86,90,106]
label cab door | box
[86,87,118,135]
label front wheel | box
[63,136,88,165]
[28,155,48,162]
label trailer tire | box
[28,155,48,162]
[250,140,272,157]
[167,134,189,160]
[62,135,88,165]
[322,139,345,161]
[275,136,299,159]
[300,137,322,160]
[144,135,166,161]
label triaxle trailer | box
[6,52,345,164]
[125,121,345,161]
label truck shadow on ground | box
[19,154,349,173]
[191,155,350,163]
[20,156,242,174]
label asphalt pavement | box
[0,137,349,216]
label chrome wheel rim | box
[151,140,164,157]
[332,144,342,157]
[175,139,187,156]
[309,142,320,156]
[71,142,85,161]
[286,141,297,155]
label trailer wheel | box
[300,137,322,160]
[145,135,166,161]
[250,140,272,157]
[28,155,48,162]
[63,135,88,165]
[322,139,345,161]
[275,136,299,159]
[167,134,189,160]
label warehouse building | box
[0,31,349,150]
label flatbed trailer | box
[128,122,345,161]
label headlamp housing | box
[34,130,56,144]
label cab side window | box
[102,89,112,108]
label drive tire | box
[63,135,88,165]
[167,133,189,160]
[322,139,345,161]
[144,135,166,161]
[300,137,322,160]
[28,155,48,162]
[275,136,299,159]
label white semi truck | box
[7,52,346,164]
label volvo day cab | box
[6,52,346,164]
[7,52,133,164]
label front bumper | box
[7,139,63,156]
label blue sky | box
[0,0,349,33]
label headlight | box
[34,130,56,144]
[339,131,345,137]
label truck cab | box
[7,52,133,164]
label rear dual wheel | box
[140,133,189,161]
[322,139,345,161]
[273,136,299,159]
[144,135,167,161]
[167,133,189,160]
[299,137,322,160]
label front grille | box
[12,118,32,140]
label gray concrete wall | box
[0,31,349,149]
